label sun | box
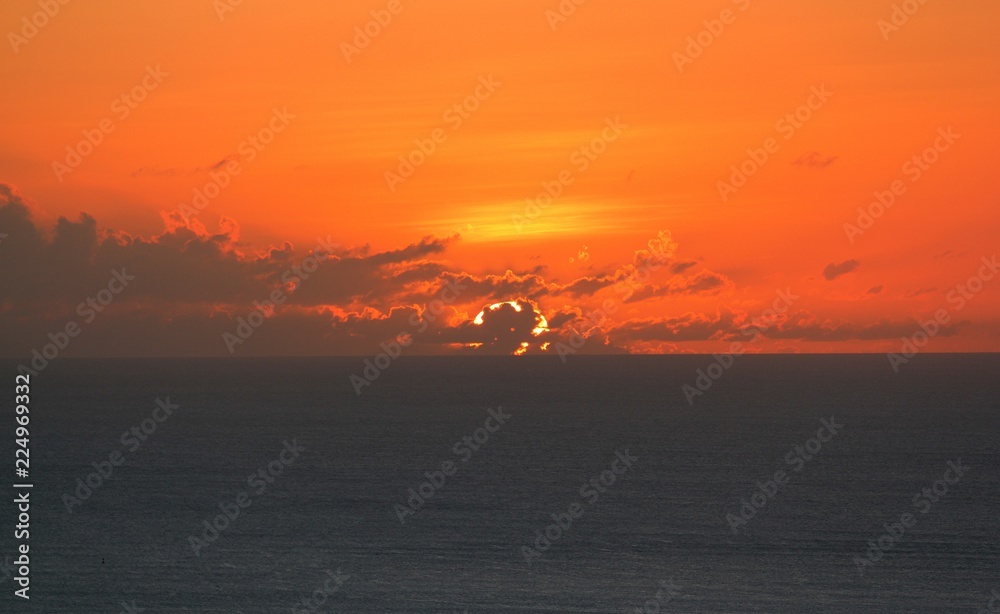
[472,300,550,355]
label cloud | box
[0,190,296,305]
[793,152,838,168]
[669,260,699,274]
[0,205,740,357]
[0,186,460,311]
[906,287,937,298]
[569,245,589,264]
[3,186,972,358]
[556,274,616,297]
[395,270,551,307]
[760,312,967,342]
[606,309,738,342]
[823,259,860,281]
[289,236,456,306]
[433,299,548,354]
[0,184,470,357]
[0,186,595,358]
[546,307,583,330]
[866,285,884,295]
[622,270,730,303]
[602,308,967,346]
[553,230,729,303]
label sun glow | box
[532,314,549,336]
[473,301,549,336]
[473,300,522,325]
[471,300,551,355]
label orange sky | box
[1,0,999,356]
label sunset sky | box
[1,0,998,356]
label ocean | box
[4,354,999,612]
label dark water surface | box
[3,354,998,612]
